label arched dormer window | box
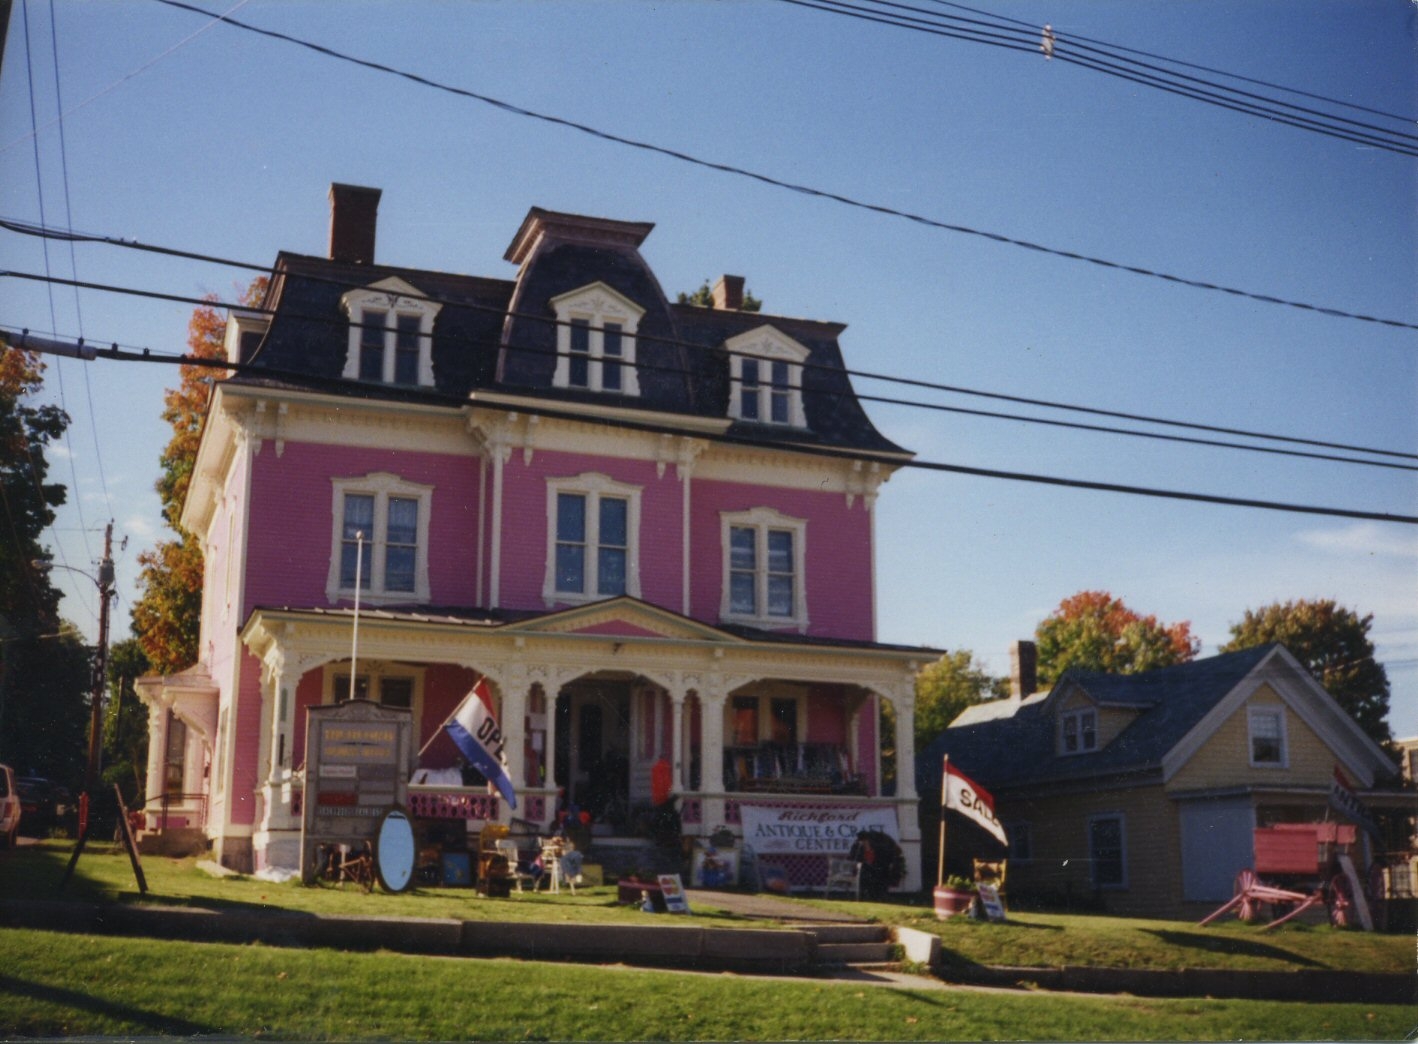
[341,276,442,388]
[549,282,644,396]
[724,326,809,428]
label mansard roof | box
[232,206,907,458]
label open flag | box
[942,756,1007,846]
[445,678,517,809]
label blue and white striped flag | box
[444,678,516,809]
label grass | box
[5,841,1412,976]
[3,928,1411,1041]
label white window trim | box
[1247,705,1289,768]
[542,472,643,606]
[1087,812,1128,890]
[724,325,809,428]
[326,472,434,604]
[322,661,426,727]
[340,277,442,388]
[1059,707,1098,755]
[549,281,644,396]
[719,506,809,631]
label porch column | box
[887,682,918,802]
[499,666,529,822]
[668,687,686,792]
[143,703,167,825]
[260,650,303,834]
[699,686,727,831]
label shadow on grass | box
[1143,928,1325,968]
[0,974,217,1036]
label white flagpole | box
[938,755,948,888]
[349,530,363,703]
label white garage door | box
[1179,798,1255,902]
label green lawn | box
[5,841,1412,977]
[2,928,1410,1042]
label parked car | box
[17,777,58,835]
[0,765,20,848]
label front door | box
[1179,797,1255,902]
[555,680,632,828]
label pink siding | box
[856,698,879,795]
[689,479,875,641]
[805,685,848,745]
[229,652,265,825]
[496,450,683,612]
[244,441,482,610]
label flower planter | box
[618,879,666,910]
[933,885,976,919]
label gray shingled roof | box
[915,644,1280,795]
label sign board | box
[301,700,414,883]
[976,882,1007,922]
[739,805,899,856]
[657,873,691,914]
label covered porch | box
[232,598,927,887]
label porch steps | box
[137,828,207,858]
[804,924,897,968]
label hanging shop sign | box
[739,804,899,856]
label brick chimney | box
[711,274,745,310]
[1010,640,1038,700]
[328,183,382,264]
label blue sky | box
[3,1,1415,736]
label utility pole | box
[59,522,116,891]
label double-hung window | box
[1060,707,1097,754]
[1088,813,1127,889]
[1248,706,1287,767]
[544,474,642,604]
[341,277,442,388]
[327,473,433,603]
[550,282,643,396]
[326,663,424,722]
[725,326,808,428]
[720,507,808,630]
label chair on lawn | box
[824,857,861,900]
[494,838,536,893]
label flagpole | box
[349,531,364,703]
[938,755,948,888]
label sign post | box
[300,700,414,885]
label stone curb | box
[937,963,1415,1006]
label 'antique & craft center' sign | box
[739,805,899,855]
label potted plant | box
[617,868,664,908]
[933,875,978,919]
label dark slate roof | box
[231,211,907,457]
[915,644,1280,796]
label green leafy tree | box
[914,650,1007,748]
[1222,599,1392,746]
[103,638,151,805]
[132,279,265,673]
[1035,590,1199,685]
[0,343,91,782]
[676,280,762,312]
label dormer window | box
[341,277,442,388]
[550,282,643,395]
[1061,707,1097,754]
[724,326,808,427]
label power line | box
[6,265,1416,475]
[790,0,1418,156]
[3,216,1414,465]
[5,257,1415,473]
[8,327,1417,526]
[146,0,1418,332]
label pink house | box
[137,185,932,888]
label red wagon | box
[1199,822,1372,930]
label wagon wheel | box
[1234,868,1261,923]
[1324,871,1353,928]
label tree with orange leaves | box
[131,279,266,674]
[1035,590,1199,685]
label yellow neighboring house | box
[921,643,1409,919]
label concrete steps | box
[804,923,897,968]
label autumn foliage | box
[132,279,266,673]
[1035,590,1199,685]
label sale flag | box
[942,756,1007,846]
[445,677,517,809]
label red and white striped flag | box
[942,756,1007,846]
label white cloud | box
[1295,522,1418,561]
